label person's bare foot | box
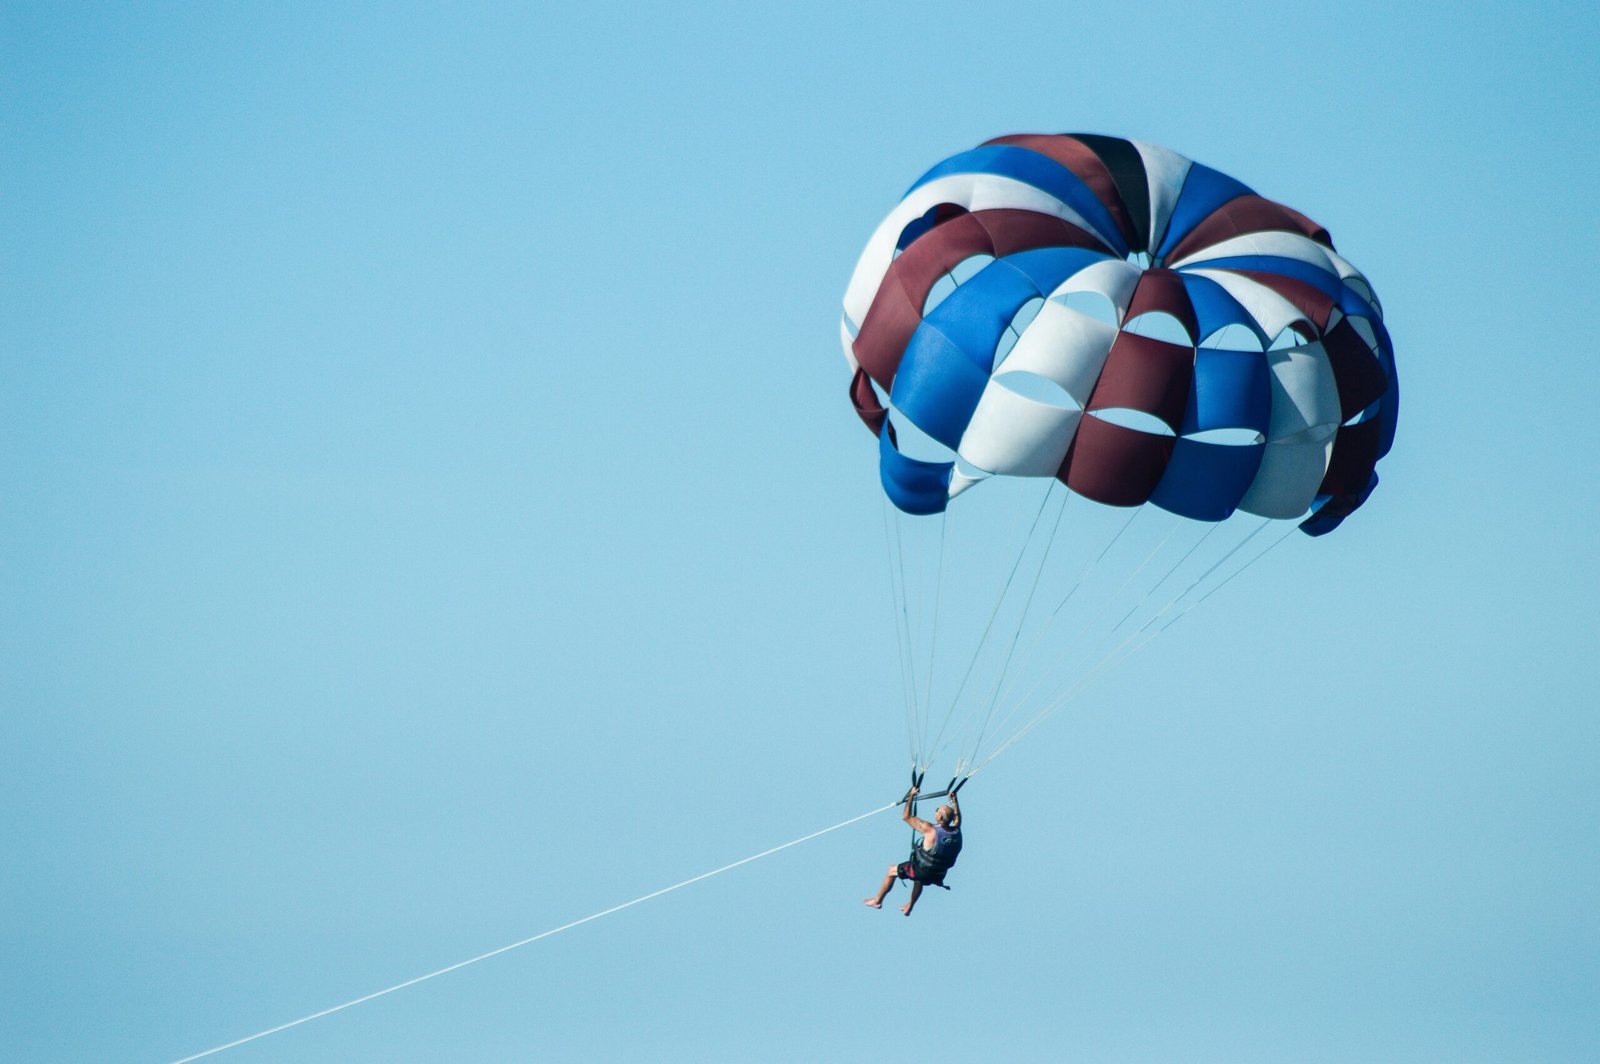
[899,903,914,916]
[863,898,882,908]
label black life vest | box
[910,824,962,879]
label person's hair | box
[936,805,954,826]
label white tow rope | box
[170,801,899,1062]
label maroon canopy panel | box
[1060,417,1176,506]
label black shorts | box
[896,860,945,886]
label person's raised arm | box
[947,791,961,830]
[902,787,932,833]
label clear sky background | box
[4,2,1597,1061]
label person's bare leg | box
[864,864,898,908]
[900,881,923,916]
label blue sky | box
[3,2,1597,1061]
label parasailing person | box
[864,786,962,916]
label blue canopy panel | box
[906,146,1130,258]
[1187,254,1344,301]
[1176,272,1270,347]
[1196,256,1381,347]
[1370,317,1399,460]
[890,322,991,450]
[1337,284,1382,323]
[890,247,1107,450]
[1154,163,1254,262]
[1151,346,1271,521]
[1149,439,1266,521]
[878,419,953,515]
[1180,347,1271,436]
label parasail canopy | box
[840,133,1397,537]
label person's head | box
[935,805,955,827]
